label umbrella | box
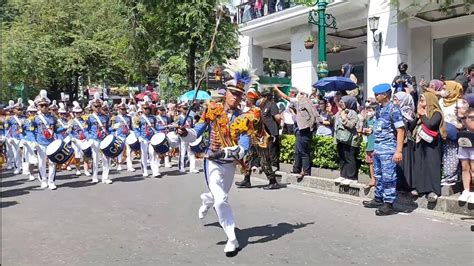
[179,90,211,102]
[135,91,159,102]
[312,76,357,92]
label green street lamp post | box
[308,0,337,78]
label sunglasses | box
[39,104,48,107]
[119,108,126,110]
[143,107,150,110]
[94,105,102,108]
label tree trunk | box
[186,38,198,89]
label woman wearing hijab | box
[410,92,446,202]
[334,96,361,185]
[393,92,415,191]
[439,81,463,185]
[421,79,445,98]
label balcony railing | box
[235,0,299,24]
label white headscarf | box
[394,91,415,122]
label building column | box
[366,0,409,98]
[239,35,264,75]
[290,25,317,91]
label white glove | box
[223,146,245,160]
[113,122,121,129]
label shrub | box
[279,134,369,175]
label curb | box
[191,159,473,216]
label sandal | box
[364,181,376,189]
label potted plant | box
[304,36,315,49]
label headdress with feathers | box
[58,102,67,113]
[13,98,23,108]
[34,90,51,105]
[27,100,37,112]
[117,97,127,108]
[223,58,259,93]
[92,92,102,105]
[49,100,58,109]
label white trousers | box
[90,140,110,181]
[10,138,22,170]
[140,139,160,176]
[22,141,37,174]
[5,139,14,167]
[36,144,56,183]
[117,136,133,170]
[179,140,196,171]
[71,138,83,159]
[201,160,237,241]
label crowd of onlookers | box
[259,63,474,204]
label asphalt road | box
[1,162,473,265]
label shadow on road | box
[59,179,97,189]
[1,185,37,198]
[210,221,315,252]
[1,200,18,208]
[112,175,146,183]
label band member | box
[4,101,15,170]
[49,100,59,117]
[177,103,197,173]
[156,106,172,168]
[137,96,160,177]
[70,101,90,176]
[56,103,70,141]
[22,100,38,181]
[33,90,57,189]
[177,58,255,256]
[113,98,135,172]
[235,89,281,189]
[86,92,112,184]
[6,98,25,175]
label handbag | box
[417,124,438,143]
[335,127,353,144]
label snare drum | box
[150,133,169,154]
[125,131,140,151]
[46,139,73,164]
[189,136,207,154]
[166,131,180,148]
[81,140,92,158]
[100,135,124,158]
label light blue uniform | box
[137,115,157,140]
[113,115,133,138]
[86,114,109,141]
[373,101,404,204]
[6,116,25,140]
[34,114,56,147]
[55,118,69,140]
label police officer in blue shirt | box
[363,83,405,216]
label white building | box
[236,0,474,97]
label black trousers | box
[282,124,294,135]
[293,128,312,175]
[268,135,280,170]
[336,142,359,180]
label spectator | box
[392,62,414,93]
[334,95,360,185]
[411,92,446,202]
[455,66,470,92]
[439,81,464,185]
[281,88,297,134]
[393,91,416,191]
[274,86,319,178]
[259,88,281,171]
[421,79,445,98]
[315,98,333,137]
[360,103,377,189]
[457,94,474,203]
[363,84,405,216]
[464,65,474,94]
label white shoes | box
[75,170,82,176]
[142,172,149,177]
[102,179,113,184]
[66,166,72,171]
[117,165,123,171]
[224,238,240,253]
[458,190,471,202]
[165,163,172,168]
[198,205,209,219]
[7,164,13,170]
[13,169,21,175]
[179,169,186,173]
[468,193,474,204]
[28,174,36,181]
[40,181,48,189]
[189,169,199,174]
[127,168,136,172]
[153,173,162,178]
[92,177,99,183]
[84,170,91,177]
[48,182,57,190]
[341,179,356,186]
[334,177,345,183]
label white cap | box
[58,102,67,113]
[72,101,83,113]
[26,100,37,112]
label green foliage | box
[279,134,369,175]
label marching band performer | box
[176,58,256,256]
[6,98,25,175]
[33,90,58,189]
[177,103,198,173]
[156,105,172,168]
[4,101,15,170]
[86,92,112,184]
[113,98,135,172]
[49,100,59,117]
[56,103,70,141]
[70,101,91,176]
[22,100,38,181]
[137,96,161,177]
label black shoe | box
[375,203,397,216]
[263,182,281,190]
[362,198,383,208]
[235,179,251,188]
